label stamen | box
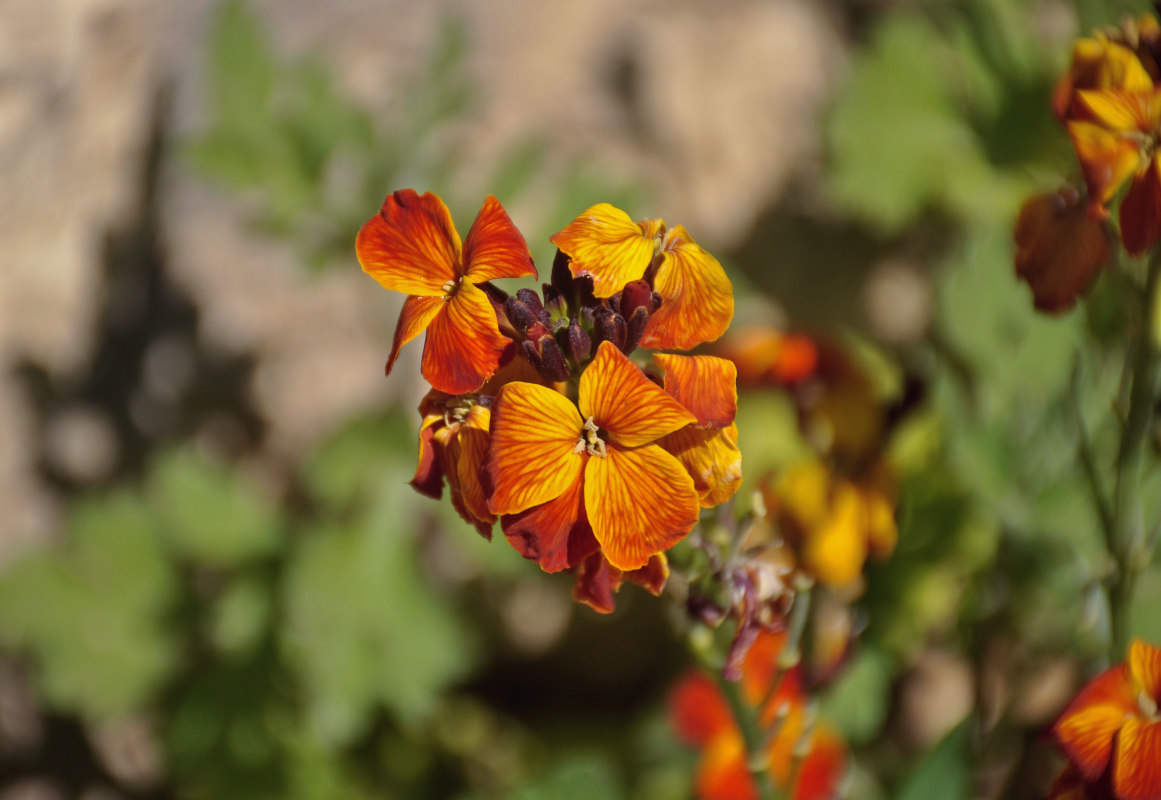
[581,416,607,458]
[1141,689,1159,720]
[441,278,460,299]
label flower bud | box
[593,310,627,352]
[620,279,653,318]
[505,295,540,333]
[537,335,570,382]
[562,319,592,364]
[516,288,549,324]
[542,283,567,319]
[624,306,649,354]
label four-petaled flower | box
[487,340,701,572]
[1052,639,1161,800]
[357,189,536,394]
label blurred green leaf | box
[210,574,273,657]
[509,756,623,800]
[894,719,970,800]
[207,0,275,140]
[0,491,177,718]
[821,646,893,744]
[148,449,281,567]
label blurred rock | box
[0,780,64,800]
[42,405,120,485]
[895,647,974,750]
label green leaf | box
[148,449,281,567]
[0,491,178,717]
[894,719,971,800]
[206,0,276,139]
[510,756,623,800]
[820,646,893,744]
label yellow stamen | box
[582,416,607,458]
[1140,689,1159,720]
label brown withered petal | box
[1014,188,1112,313]
[1120,158,1161,256]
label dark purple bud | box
[520,340,543,371]
[579,306,595,326]
[505,296,539,333]
[593,311,627,352]
[624,307,649,354]
[607,294,621,315]
[516,288,546,317]
[478,281,509,305]
[620,280,653,317]
[537,336,570,382]
[563,320,591,364]
[551,249,574,294]
[650,291,663,313]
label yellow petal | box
[1113,717,1161,800]
[641,225,734,350]
[584,443,699,570]
[549,203,657,298]
[447,403,495,538]
[1076,88,1161,132]
[802,484,868,589]
[1067,120,1142,207]
[660,423,742,508]
[1130,639,1161,702]
[579,341,696,448]
[487,382,584,515]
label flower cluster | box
[1049,639,1161,800]
[669,631,846,800]
[357,190,739,611]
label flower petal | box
[802,484,868,589]
[410,391,452,499]
[357,189,460,295]
[669,672,733,746]
[501,468,598,573]
[1068,120,1144,208]
[641,225,734,350]
[1055,39,1154,119]
[1130,639,1161,703]
[572,551,624,614]
[579,341,697,448]
[660,423,743,508]
[697,733,757,800]
[386,295,444,378]
[1014,188,1112,313]
[1113,718,1161,800]
[487,382,584,515]
[421,281,509,394]
[447,404,495,539]
[793,724,847,800]
[1076,89,1161,133]
[1053,665,1136,780]
[625,553,669,596]
[1121,158,1161,257]
[549,203,656,298]
[655,353,738,427]
[585,443,699,570]
[462,194,537,282]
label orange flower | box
[357,189,536,394]
[655,353,743,508]
[1054,33,1155,120]
[550,203,734,350]
[669,631,846,800]
[715,327,819,388]
[487,341,700,572]
[1052,639,1161,800]
[1014,187,1112,313]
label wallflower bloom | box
[357,189,536,394]
[411,390,494,538]
[1052,639,1161,800]
[572,550,669,614]
[487,341,700,572]
[1054,31,1155,120]
[669,632,846,800]
[550,203,734,350]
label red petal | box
[409,391,450,498]
[1113,718,1161,800]
[1053,665,1137,781]
[793,725,846,800]
[584,443,699,570]
[641,225,734,350]
[463,195,537,282]
[386,295,444,378]
[571,551,624,614]
[501,469,598,573]
[669,672,733,746]
[1121,159,1161,257]
[1130,639,1161,703]
[697,734,757,800]
[655,354,738,427]
[357,189,460,295]
[421,281,509,394]
[579,342,696,448]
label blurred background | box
[2,0,1161,797]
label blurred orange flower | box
[669,632,846,800]
[550,203,734,350]
[1052,639,1161,800]
[1014,187,1112,313]
[487,341,700,572]
[1054,29,1156,120]
[357,190,536,393]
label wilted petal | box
[463,194,537,282]
[1053,665,1137,780]
[1068,120,1143,208]
[549,203,657,297]
[1113,718,1161,800]
[488,382,584,515]
[447,404,495,539]
[572,551,623,614]
[357,189,461,295]
[1130,639,1161,703]
[501,468,598,572]
[410,391,452,498]
[642,225,734,350]
[1121,158,1161,256]
[580,342,696,448]
[625,553,669,596]
[655,353,738,427]
[1014,188,1112,313]
[585,443,699,570]
[421,281,510,394]
[660,423,742,508]
[386,295,444,378]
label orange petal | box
[660,423,743,508]
[793,724,847,800]
[421,281,509,394]
[1055,39,1154,120]
[1075,89,1161,133]
[742,631,790,705]
[641,225,734,350]
[1113,718,1161,800]
[501,468,598,573]
[1053,665,1136,780]
[579,342,697,448]
[863,485,898,558]
[571,551,624,614]
[697,733,757,800]
[669,672,733,746]
[549,203,657,298]
[386,295,444,378]
[655,354,738,427]
[584,443,699,570]
[462,195,537,282]
[487,381,584,515]
[410,390,452,498]
[1014,188,1112,313]
[1121,158,1161,256]
[357,189,461,296]
[1068,120,1144,207]
[625,552,669,596]
[1130,639,1161,703]
[447,403,495,539]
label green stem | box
[1108,250,1161,661]
[716,671,784,800]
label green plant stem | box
[1108,250,1161,661]
[716,671,783,800]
